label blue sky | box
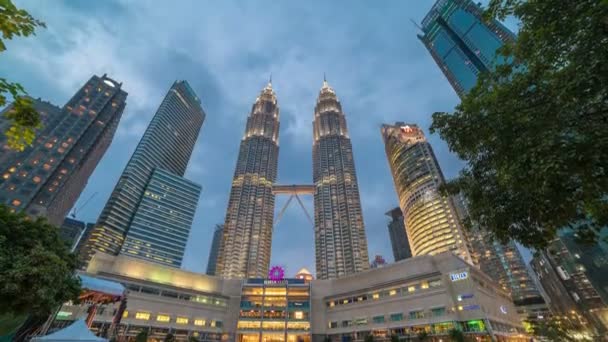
[1,1,521,276]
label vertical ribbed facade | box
[381,123,472,263]
[216,82,279,279]
[120,168,201,267]
[418,0,516,97]
[313,80,369,279]
[80,81,204,267]
[385,207,412,262]
[0,75,127,226]
[206,224,223,276]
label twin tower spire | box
[215,77,369,280]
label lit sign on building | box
[400,125,413,134]
[500,305,508,314]
[268,265,285,282]
[450,271,468,282]
[457,293,474,301]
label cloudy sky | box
[1,1,519,275]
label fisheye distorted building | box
[313,79,369,279]
[0,75,127,226]
[216,81,280,279]
[80,81,204,268]
[385,207,412,262]
[381,123,472,263]
[418,0,516,97]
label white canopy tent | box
[31,319,107,342]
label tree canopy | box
[0,0,45,151]
[0,205,81,317]
[430,0,608,249]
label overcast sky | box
[1,1,521,276]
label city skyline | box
[0,0,522,275]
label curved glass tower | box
[216,82,279,279]
[313,80,369,279]
[381,123,471,263]
[80,81,204,267]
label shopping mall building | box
[53,252,528,342]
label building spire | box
[269,73,272,85]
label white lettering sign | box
[450,271,468,282]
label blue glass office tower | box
[0,75,127,226]
[80,81,205,268]
[418,0,516,97]
[206,224,223,275]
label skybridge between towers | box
[272,184,315,230]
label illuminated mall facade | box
[53,252,528,342]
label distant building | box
[381,123,472,263]
[206,224,223,276]
[531,229,608,335]
[418,0,516,97]
[370,255,387,269]
[80,81,204,268]
[295,268,314,282]
[0,75,127,226]
[385,207,412,262]
[59,218,86,248]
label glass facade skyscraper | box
[206,224,223,276]
[381,123,472,263]
[120,168,201,267]
[216,82,279,279]
[0,75,127,226]
[80,81,204,267]
[313,80,369,279]
[418,0,516,97]
[385,207,412,262]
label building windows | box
[409,310,425,320]
[122,311,128,318]
[32,176,41,183]
[372,293,379,300]
[372,315,385,324]
[11,199,21,207]
[135,312,150,320]
[431,307,446,317]
[329,321,338,329]
[176,317,188,324]
[156,315,170,322]
[354,318,368,326]
[390,313,403,322]
[194,319,205,326]
[294,311,303,319]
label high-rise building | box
[59,217,87,248]
[313,79,369,279]
[531,229,608,335]
[385,207,412,262]
[418,0,516,97]
[381,123,472,263]
[216,81,279,279]
[206,224,223,276]
[80,81,204,267]
[119,168,201,267]
[0,75,127,225]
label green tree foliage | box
[390,334,400,342]
[416,331,429,341]
[135,330,148,342]
[0,0,45,151]
[430,0,608,249]
[448,329,464,342]
[0,205,81,316]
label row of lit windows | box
[326,279,442,308]
[237,321,310,331]
[125,311,222,328]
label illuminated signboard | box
[457,293,474,301]
[268,265,285,282]
[450,271,468,282]
[500,305,508,314]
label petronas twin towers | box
[216,79,369,280]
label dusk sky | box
[1,1,520,275]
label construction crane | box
[70,192,98,219]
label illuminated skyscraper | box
[313,79,369,279]
[0,75,127,226]
[216,81,279,279]
[418,0,516,97]
[80,81,204,267]
[381,123,472,263]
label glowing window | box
[43,164,51,170]
[122,311,128,318]
[32,176,41,183]
[421,282,429,289]
[156,315,170,322]
[135,312,150,320]
[389,290,397,296]
[11,199,21,206]
[3,173,9,179]
[372,293,379,299]
[408,286,416,293]
[194,319,205,326]
[176,317,188,324]
[294,311,303,319]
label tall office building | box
[80,81,204,267]
[418,0,516,97]
[385,207,412,262]
[381,123,472,263]
[313,79,369,279]
[120,168,201,267]
[59,217,89,250]
[0,75,127,226]
[216,81,279,279]
[206,224,223,276]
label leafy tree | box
[430,0,608,249]
[188,335,199,342]
[532,318,591,342]
[390,334,400,342]
[135,330,148,342]
[0,0,45,150]
[0,205,81,316]
[448,329,464,342]
[416,331,429,341]
[163,333,176,342]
